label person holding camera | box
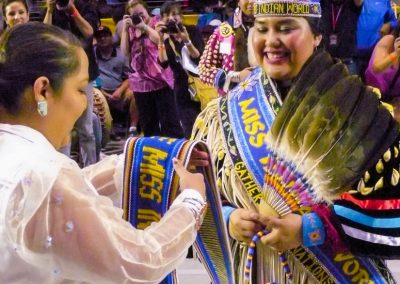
[120,0,183,138]
[44,0,100,167]
[156,2,204,139]
[365,21,400,121]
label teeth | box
[267,53,286,60]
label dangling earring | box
[37,100,48,117]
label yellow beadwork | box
[383,149,392,162]
[364,171,370,183]
[360,186,373,196]
[376,159,384,174]
[392,168,400,186]
[373,177,384,191]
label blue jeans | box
[92,112,102,162]
[341,58,359,76]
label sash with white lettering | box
[219,67,394,283]
[122,136,234,284]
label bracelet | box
[229,71,241,83]
[170,189,207,230]
[70,8,79,18]
[389,52,398,64]
[158,44,165,50]
[141,25,149,33]
[184,40,192,47]
[182,197,207,230]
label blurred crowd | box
[1,0,400,166]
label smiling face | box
[4,0,29,28]
[252,16,322,80]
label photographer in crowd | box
[156,1,204,138]
[44,0,100,166]
[94,25,139,138]
[121,0,183,138]
[365,20,400,121]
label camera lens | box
[131,13,142,25]
[167,21,179,33]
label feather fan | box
[260,51,399,217]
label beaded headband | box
[253,0,321,18]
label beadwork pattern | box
[244,230,292,283]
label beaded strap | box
[244,230,292,284]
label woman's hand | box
[155,21,167,41]
[111,89,123,101]
[228,209,266,243]
[173,158,206,199]
[122,15,133,30]
[179,26,191,44]
[239,67,256,82]
[188,148,209,168]
[46,0,55,12]
[259,213,302,251]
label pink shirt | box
[128,17,174,93]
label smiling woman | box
[253,17,321,80]
[191,0,400,282]
[2,0,29,29]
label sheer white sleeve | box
[82,154,124,206]
[5,166,197,284]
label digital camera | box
[161,21,184,34]
[131,13,142,25]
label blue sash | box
[122,136,234,284]
[219,67,395,283]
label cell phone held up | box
[131,13,142,25]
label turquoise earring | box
[37,100,48,117]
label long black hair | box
[305,17,323,36]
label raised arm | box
[371,35,400,73]
[120,15,132,57]
[43,0,54,24]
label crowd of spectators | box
[1,0,400,161]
